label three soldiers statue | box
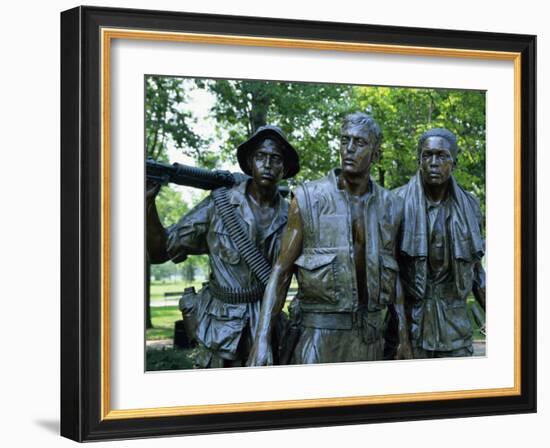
[147,113,485,367]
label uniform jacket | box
[394,172,485,351]
[165,180,288,360]
[293,169,403,314]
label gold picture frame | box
[61,5,536,441]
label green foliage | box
[146,348,195,371]
[203,79,355,183]
[152,185,210,283]
[145,77,485,211]
[145,77,486,222]
[154,185,189,227]
[145,76,212,163]
[150,263,180,283]
[355,86,486,210]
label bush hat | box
[237,125,300,179]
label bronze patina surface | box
[248,112,413,366]
[146,126,299,367]
[386,128,486,359]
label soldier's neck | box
[247,182,279,208]
[339,171,371,197]
[423,180,450,204]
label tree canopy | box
[145,75,486,211]
[355,86,486,207]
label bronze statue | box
[248,112,412,366]
[386,128,486,359]
[146,125,300,368]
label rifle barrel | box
[146,158,289,196]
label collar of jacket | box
[396,171,484,260]
[328,167,383,199]
[227,179,289,242]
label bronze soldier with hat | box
[147,125,299,368]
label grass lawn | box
[145,302,196,371]
[146,305,181,340]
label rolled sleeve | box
[166,195,212,263]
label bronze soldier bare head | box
[339,112,382,178]
[417,128,458,187]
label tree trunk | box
[249,87,270,133]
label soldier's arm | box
[147,182,211,265]
[471,260,487,335]
[471,197,486,334]
[391,196,412,360]
[165,196,211,263]
[470,192,486,311]
[472,261,486,310]
[146,181,169,264]
[247,197,304,366]
[393,276,413,360]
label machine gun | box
[146,158,289,195]
[146,158,248,190]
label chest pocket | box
[318,215,347,247]
[378,216,396,252]
[378,253,399,306]
[454,259,474,299]
[294,253,337,304]
[211,231,241,265]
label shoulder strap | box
[211,187,272,285]
[294,183,313,237]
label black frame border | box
[60,5,536,442]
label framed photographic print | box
[60,5,536,442]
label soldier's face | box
[250,139,284,188]
[419,136,454,186]
[340,124,379,176]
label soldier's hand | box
[395,340,413,360]
[480,323,486,336]
[146,180,162,202]
[246,337,273,367]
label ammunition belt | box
[211,187,272,285]
[209,281,265,304]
